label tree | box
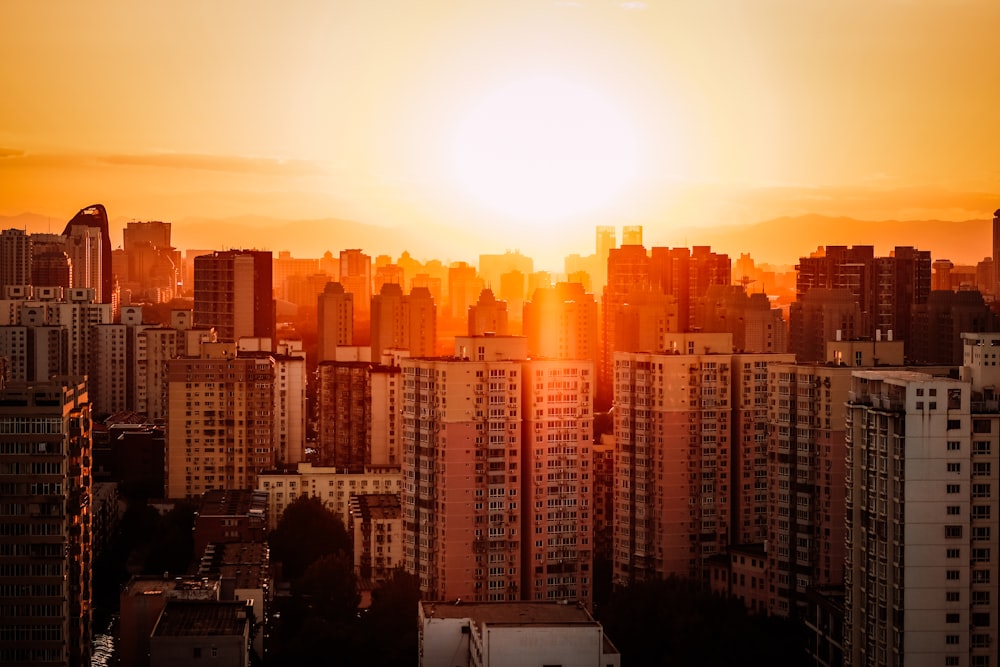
[598,576,807,667]
[269,495,351,581]
[358,567,421,666]
[295,552,360,626]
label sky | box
[2,0,998,268]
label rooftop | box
[421,600,597,626]
[152,600,249,637]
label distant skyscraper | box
[0,228,31,296]
[62,204,113,304]
[621,225,643,246]
[0,379,93,667]
[369,283,436,361]
[193,250,275,347]
[447,261,482,321]
[340,249,372,344]
[467,288,509,336]
[523,282,597,362]
[317,282,353,362]
[993,209,1000,296]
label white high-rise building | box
[844,361,997,667]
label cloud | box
[0,148,25,158]
[99,153,319,175]
[619,1,647,9]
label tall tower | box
[193,250,275,347]
[0,379,92,667]
[62,204,113,304]
[402,335,592,606]
[166,344,275,497]
[0,228,32,296]
[523,282,598,362]
[317,282,353,362]
[340,249,372,345]
[843,370,998,667]
[993,209,1000,297]
[467,288,509,336]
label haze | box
[2,0,998,267]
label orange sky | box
[2,1,998,268]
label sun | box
[451,75,640,228]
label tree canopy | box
[269,495,351,581]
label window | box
[946,548,960,559]
[972,505,991,520]
[945,613,960,624]
[973,462,992,477]
[947,441,961,451]
[945,658,959,667]
[973,441,991,455]
[946,570,961,580]
[945,525,963,539]
[193,647,202,659]
[945,635,960,645]
[946,506,961,515]
[947,484,961,494]
[947,462,961,473]
[946,591,960,602]
[947,419,962,430]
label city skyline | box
[2,1,999,269]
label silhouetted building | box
[523,282,598,362]
[317,282,353,362]
[0,379,92,667]
[62,204,113,304]
[467,288,509,336]
[369,283,437,361]
[340,249,372,344]
[193,250,275,347]
[695,285,787,353]
[789,288,864,363]
[910,290,999,365]
[0,228,31,295]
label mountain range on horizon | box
[1,210,990,270]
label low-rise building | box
[418,601,620,667]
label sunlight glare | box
[452,76,640,225]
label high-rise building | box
[402,336,594,606]
[523,282,598,362]
[600,243,651,407]
[447,261,482,321]
[120,221,180,304]
[993,209,1000,297]
[844,366,998,667]
[166,343,275,498]
[193,250,275,347]
[695,285,788,354]
[62,204,113,304]
[0,228,32,296]
[369,283,437,361]
[611,336,792,587]
[467,288,509,336]
[339,249,372,344]
[909,290,998,365]
[789,288,864,363]
[0,379,92,667]
[403,337,524,603]
[478,251,533,293]
[91,306,146,416]
[522,358,594,606]
[0,287,112,391]
[317,282,353,363]
[29,234,71,292]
